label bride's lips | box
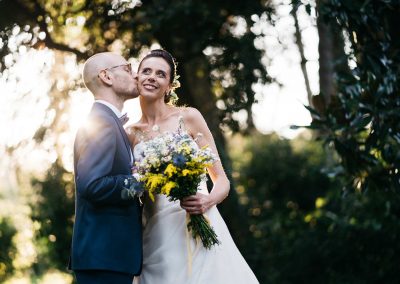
[143,83,158,91]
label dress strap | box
[177,115,186,134]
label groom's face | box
[107,60,139,100]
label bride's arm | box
[180,107,230,214]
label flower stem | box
[187,214,220,249]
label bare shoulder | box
[180,107,204,123]
[125,123,145,145]
[178,107,211,138]
[125,123,140,136]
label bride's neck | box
[140,99,170,124]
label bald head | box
[82,52,128,95]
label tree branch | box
[291,3,313,106]
[28,1,89,60]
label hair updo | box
[139,49,180,105]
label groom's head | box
[82,52,138,101]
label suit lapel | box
[93,103,133,164]
[114,115,134,162]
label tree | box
[312,0,400,190]
[0,0,271,134]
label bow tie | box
[119,113,129,125]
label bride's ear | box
[164,85,172,97]
[98,70,113,86]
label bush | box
[0,216,17,282]
[231,132,400,283]
[30,160,75,274]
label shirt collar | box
[95,100,123,118]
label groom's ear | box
[98,70,113,86]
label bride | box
[127,49,259,284]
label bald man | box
[69,52,142,284]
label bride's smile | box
[143,83,157,90]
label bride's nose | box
[147,75,156,82]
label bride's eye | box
[141,68,151,75]
[156,71,166,78]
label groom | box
[69,52,142,283]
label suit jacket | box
[69,102,142,275]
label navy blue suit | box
[69,103,142,282]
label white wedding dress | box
[133,133,259,284]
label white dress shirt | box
[95,100,123,118]
[95,100,133,163]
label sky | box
[252,2,317,137]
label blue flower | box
[172,154,187,168]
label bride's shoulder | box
[126,123,141,135]
[126,123,147,143]
[177,107,209,137]
[179,106,204,122]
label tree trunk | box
[316,0,349,113]
[317,14,335,108]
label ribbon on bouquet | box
[185,213,201,277]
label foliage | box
[257,188,400,284]
[312,0,400,190]
[30,160,75,274]
[230,132,339,282]
[232,132,400,283]
[0,216,17,282]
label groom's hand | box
[180,193,212,215]
[121,177,144,200]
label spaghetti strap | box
[177,113,204,143]
[177,115,186,134]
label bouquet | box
[133,130,220,249]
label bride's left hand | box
[180,193,212,215]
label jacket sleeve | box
[74,116,133,206]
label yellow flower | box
[182,169,192,176]
[180,145,192,155]
[161,181,176,196]
[164,164,177,178]
[145,174,166,191]
[148,191,155,202]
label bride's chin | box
[139,92,164,101]
[140,91,154,98]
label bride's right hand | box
[180,193,213,215]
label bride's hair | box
[139,49,180,105]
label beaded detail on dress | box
[130,115,187,144]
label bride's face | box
[137,57,172,101]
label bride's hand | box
[180,193,212,215]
